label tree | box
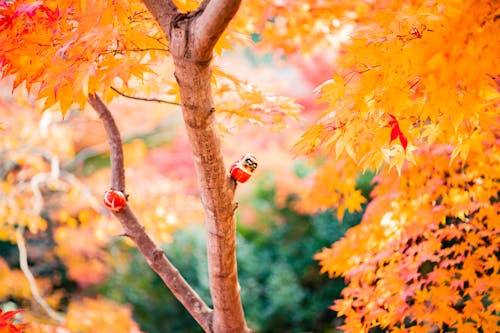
[0,0,298,332]
[1,0,499,333]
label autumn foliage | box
[0,309,25,333]
[0,0,499,332]
[245,0,499,332]
[0,0,298,126]
[315,143,500,332]
[293,1,499,332]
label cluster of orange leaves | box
[0,0,300,129]
[297,1,500,331]
[315,140,500,332]
[0,0,164,113]
[293,0,499,215]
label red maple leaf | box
[388,114,408,151]
[0,309,26,333]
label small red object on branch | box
[103,189,127,212]
[229,154,258,183]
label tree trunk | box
[174,58,249,333]
[142,0,250,332]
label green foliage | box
[237,177,364,332]
[100,239,205,333]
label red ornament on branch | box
[229,154,258,183]
[103,189,127,212]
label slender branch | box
[87,93,213,332]
[87,94,126,192]
[16,227,65,324]
[193,0,242,61]
[13,150,65,323]
[111,86,181,106]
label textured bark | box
[174,59,248,333]
[142,0,250,332]
[88,94,213,332]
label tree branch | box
[193,0,242,61]
[174,62,249,333]
[87,94,126,192]
[111,86,181,106]
[87,93,213,332]
[16,227,65,324]
[141,0,179,37]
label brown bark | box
[174,59,248,333]
[88,94,213,332]
[141,0,250,332]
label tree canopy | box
[0,0,499,332]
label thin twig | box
[99,47,169,55]
[16,227,65,324]
[111,86,181,106]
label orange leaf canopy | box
[315,139,500,332]
[0,0,164,114]
[293,0,499,174]
[279,0,500,332]
[0,0,301,127]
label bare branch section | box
[16,227,66,324]
[87,94,213,332]
[87,95,125,192]
[193,0,242,61]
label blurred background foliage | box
[0,151,374,332]
[97,170,375,333]
[0,60,374,331]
